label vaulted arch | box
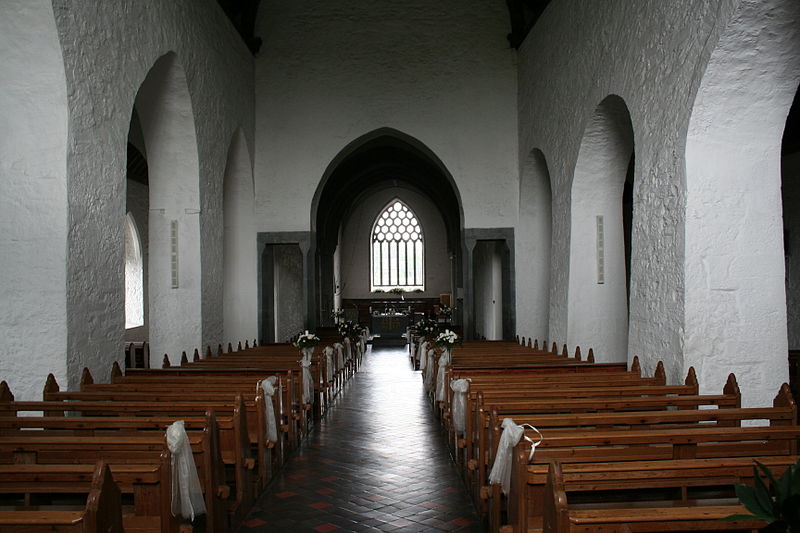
[568,95,635,363]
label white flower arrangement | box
[434,329,460,350]
[293,331,320,349]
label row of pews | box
[0,327,366,533]
[418,336,799,533]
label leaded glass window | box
[370,199,424,291]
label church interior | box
[1,0,800,532]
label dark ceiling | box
[217,0,551,56]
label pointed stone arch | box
[685,0,800,407]
[568,95,635,363]
[223,128,257,344]
[133,52,202,365]
[0,0,69,400]
[517,148,552,342]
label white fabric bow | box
[423,349,436,390]
[323,346,334,382]
[299,357,313,404]
[343,337,352,361]
[450,378,470,434]
[418,341,429,369]
[166,420,206,520]
[435,349,452,402]
[488,418,542,495]
[334,343,344,369]
[260,377,279,443]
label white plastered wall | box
[685,0,800,407]
[567,96,633,363]
[0,0,68,400]
[515,149,552,343]
[254,0,518,234]
[223,129,258,346]
[51,0,254,388]
[517,0,742,384]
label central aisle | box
[238,346,483,532]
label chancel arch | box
[132,52,202,366]
[685,0,799,408]
[309,128,465,331]
[567,95,635,363]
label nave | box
[237,345,481,533]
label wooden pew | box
[0,456,181,533]
[540,458,789,533]
[0,460,124,533]
[0,412,230,533]
[501,423,800,533]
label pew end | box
[0,382,13,403]
[162,354,171,369]
[685,366,698,392]
[110,361,123,383]
[630,355,640,376]
[586,348,594,363]
[724,373,742,408]
[83,460,124,533]
[654,360,666,385]
[80,368,94,389]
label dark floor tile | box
[237,346,484,532]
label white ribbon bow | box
[166,420,207,520]
[450,379,470,434]
[334,343,344,369]
[419,341,429,369]
[299,357,313,404]
[423,349,436,390]
[259,377,279,443]
[323,346,334,382]
[488,418,543,495]
[435,349,452,402]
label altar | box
[371,313,409,346]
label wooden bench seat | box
[538,459,789,533]
[0,461,124,533]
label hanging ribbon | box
[299,357,313,405]
[166,420,207,520]
[259,377,279,443]
[419,341,429,370]
[323,346,334,382]
[343,337,352,362]
[435,348,452,402]
[450,378,470,434]
[423,349,436,391]
[488,419,543,495]
[334,343,344,370]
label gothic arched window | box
[371,199,424,292]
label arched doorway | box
[568,95,635,363]
[685,0,799,407]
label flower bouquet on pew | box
[434,329,461,352]
[293,331,320,360]
[413,318,439,342]
[338,320,361,341]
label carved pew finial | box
[574,346,582,361]
[110,361,122,383]
[0,381,14,403]
[228,342,233,354]
[80,367,94,389]
[630,355,641,375]
[181,352,189,366]
[533,339,539,350]
[723,373,741,408]
[587,348,595,363]
[551,342,557,354]
[562,344,568,358]
[527,338,532,348]
[43,373,60,399]
[654,361,666,385]
[162,354,171,369]
[217,344,224,357]
[685,366,698,392]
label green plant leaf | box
[735,484,774,520]
[752,464,778,516]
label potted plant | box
[724,458,800,531]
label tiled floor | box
[238,345,484,532]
